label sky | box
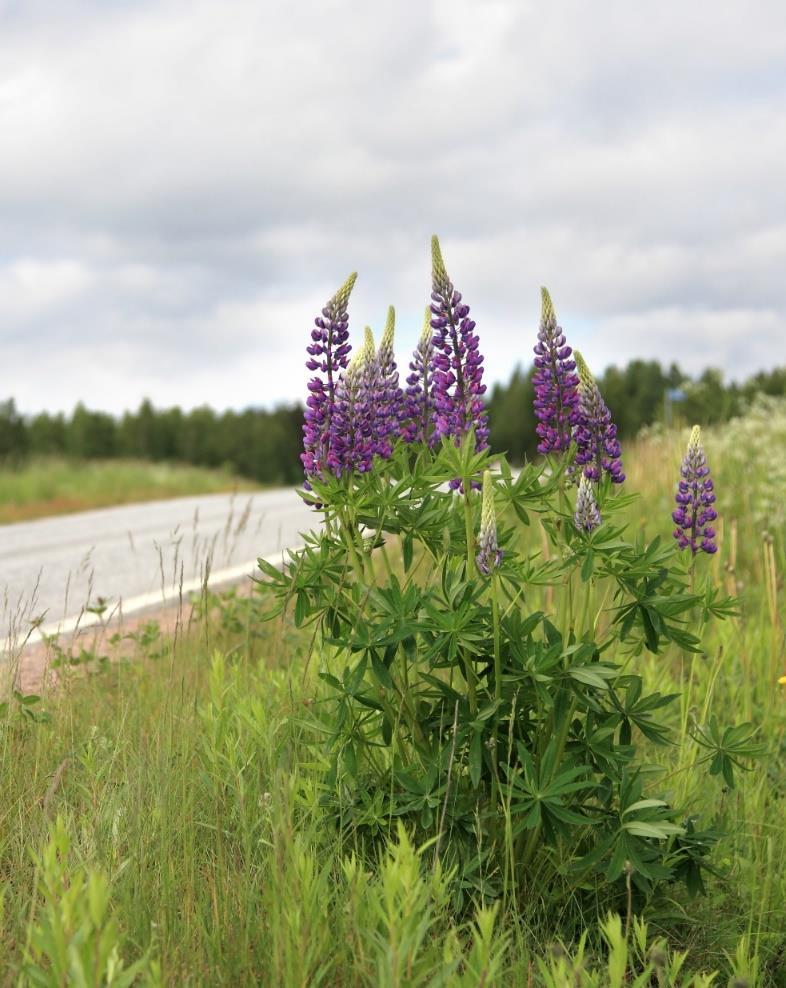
[1,0,785,415]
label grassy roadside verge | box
[0,457,258,524]
[1,412,785,984]
[0,575,778,985]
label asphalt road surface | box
[0,488,314,646]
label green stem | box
[490,573,503,810]
[463,651,478,715]
[555,462,577,641]
[380,542,395,580]
[491,574,502,701]
[463,485,478,713]
[677,588,708,803]
[463,487,476,579]
[577,575,592,640]
[340,514,366,584]
[552,697,577,771]
[521,821,541,868]
[564,568,574,640]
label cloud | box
[0,260,93,329]
[0,0,785,413]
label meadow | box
[0,397,784,986]
[0,458,256,524]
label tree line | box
[0,361,784,484]
[0,399,305,485]
[487,361,786,463]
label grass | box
[0,457,259,524]
[0,407,784,984]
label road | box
[0,488,314,646]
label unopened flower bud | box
[476,470,502,575]
[574,475,601,533]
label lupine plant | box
[260,238,759,920]
[672,425,718,555]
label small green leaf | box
[622,799,669,817]
[370,651,394,690]
[569,665,617,689]
[294,591,308,627]
[402,535,414,572]
[623,820,684,839]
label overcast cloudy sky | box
[1,0,785,414]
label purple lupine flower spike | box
[533,288,580,454]
[575,475,602,532]
[573,351,625,485]
[404,307,437,447]
[672,426,718,555]
[476,470,503,575]
[430,235,489,455]
[301,272,357,481]
[355,327,381,463]
[375,306,405,457]
[329,348,376,476]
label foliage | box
[0,463,782,984]
[256,426,757,919]
[536,912,760,987]
[0,375,783,982]
[20,818,158,986]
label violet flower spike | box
[574,475,602,533]
[357,327,381,462]
[375,306,405,457]
[403,307,437,447]
[328,348,376,477]
[476,470,502,575]
[301,272,357,481]
[532,287,580,454]
[430,235,489,453]
[672,425,718,555]
[573,350,625,485]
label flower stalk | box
[672,425,718,556]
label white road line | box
[11,546,300,650]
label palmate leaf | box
[568,770,690,885]
[691,716,767,788]
[605,831,674,885]
[701,584,740,620]
[669,817,723,897]
[504,741,599,838]
[497,458,559,524]
[608,676,678,746]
